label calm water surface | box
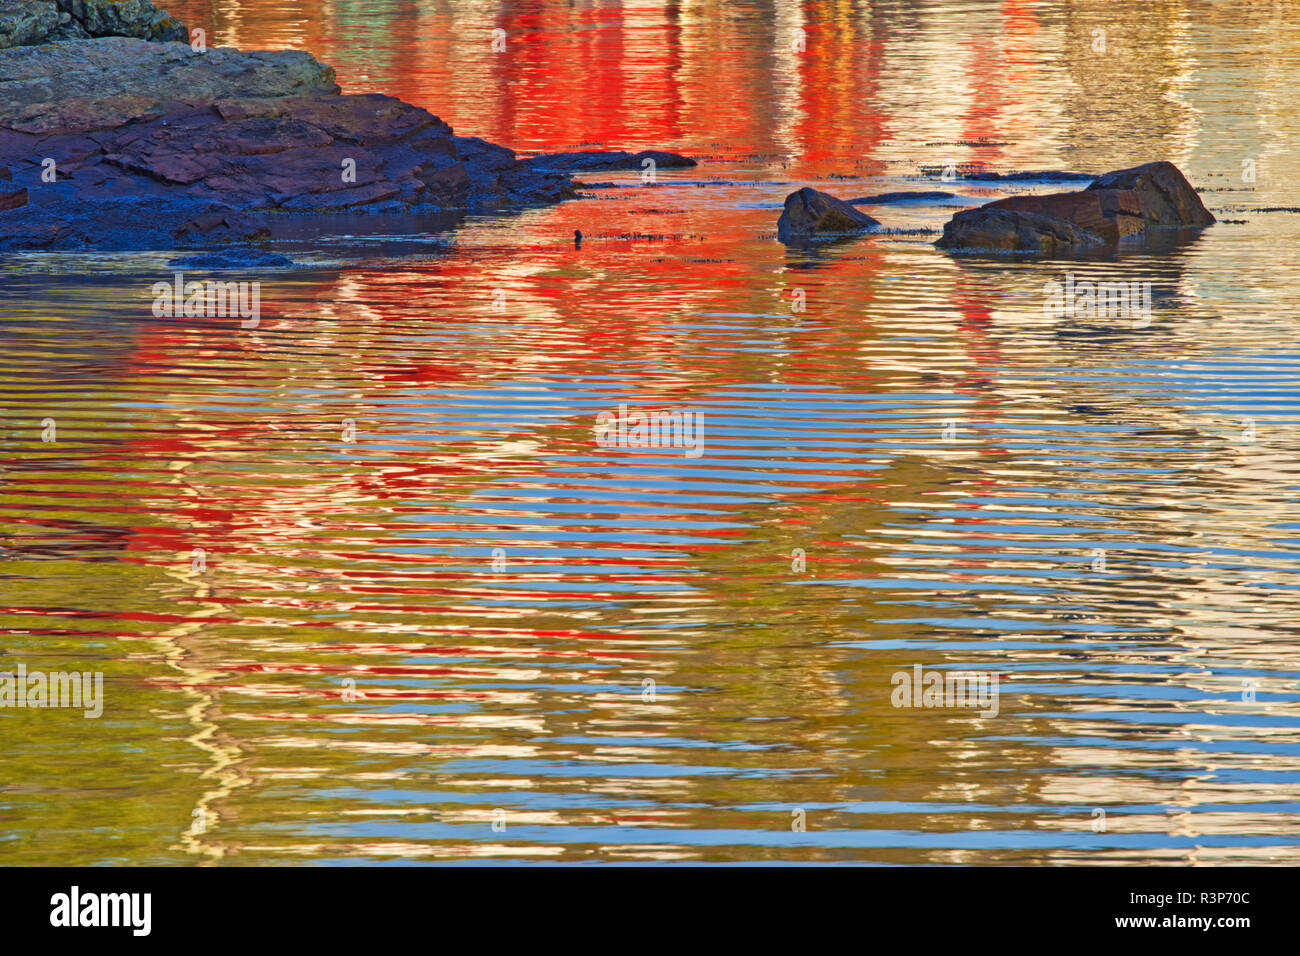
[2,0,1300,864]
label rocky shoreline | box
[0,1,1214,261]
[0,0,694,252]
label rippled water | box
[3,0,1300,864]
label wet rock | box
[936,208,1105,254]
[983,189,1145,244]
[777,186,879,243]
[168,246,294,269]
[849,190,961,204]
[936,161,1213,253]
[528,149,696,172]
[0,195,255,250]
[1087,161,1215,227]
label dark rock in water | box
[984,189,1145,244]
[848,190,961,205]
[936,161,1213,254]
[0,196,270,251]
[0,183,26,210]
[777,187,879,243]
[0,35,579,251]
[0,166,11,180]
[936,207,1105,254]
[1087,161,1215,227]
[964,170,1094,182]
[919,166,1093,182]
[168,247,294,269]
[527,149,696,172]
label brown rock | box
[418,162,470,201]
[777,186,879,242]
[987,188,1145,243]
[1093,188,1146,238]
[0,183,26,210]
[938,161,1213,253]
[211,117,335,156]
[936,207,1105,254]
[1088,161,1215,226]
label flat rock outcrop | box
[777,186,879,243]
[936,161,1214,254]
[0,36,339,133]
[0,33,579,250]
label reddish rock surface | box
[1088,161,1216,227]
[0,183,26,210]
[986,189,1145,244]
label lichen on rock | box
[0,0,186,48]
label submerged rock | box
[922,168,1094,183]
[777,187,879,243]
[965,170,1094,182]
[0,35,577,251]
[936,161,1213,254]
[527,149,696,172]
[848,190,961,205]
[168,246,295,269]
